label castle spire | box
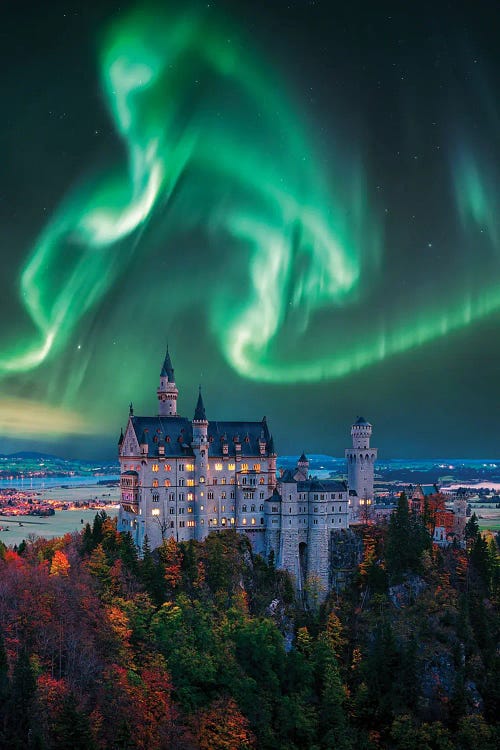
[194,386,207,422]
[157,345,178,417]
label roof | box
[298,452,308,463]
[127,415,273,457]
[122,470,138,476]
[355,416,370,426]
[160,348,175,381]
[194,389,207,421]
[279,471,347,493]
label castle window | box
[314,507,318,512]
[169,493,174,500]
[228,463,235,471]
[339,518,342,523]
[152,480,158,488]
[242,478,247,485]
[221,477,226,485]
[259,477,264,485]
[241,463,249,472]
[170,520,174,527]
[186,463,194,471]
[230,478,235,485]
[187,492,193,501]
[188,506,193,513]
[251,517,256,525]
[221,517,226,526]
[179,493,184,500]
[179,478,184,486]
[208,492,214,500]
[152,464,159,472]
[221,505,225,512]
[221,491,226,500]
[314,519,318,524]
[179,521,185,528]
[187,520,195,527]
[260,504,264,511]
[187,479,194,487]
[230,517,235,525]
[253,464,261,472]
[242,505,247,512]
[179,507,184,514]
[152,493,159,503]
[201,519,204,525]
[213,506,217,512]
[272,506,278,513]
[179,464,184,471]
[164,479,171,487]
[212,478,217,485]
[339,506,342,513]
[169,508,175,515]
[152,509,160,516]
[250,505,255,512]
[215,463,223,471]
[272,519,278,524]
[260,492,264,499]
[242,518,247,525]
[199,476,205,483]
[230,491,235,499]
[314,494,318,501]
[260,517,264,525]
[164,464,171,471]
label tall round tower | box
[157,347,178,417]
[345,417,377,520]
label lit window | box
[251,517,256,525]
[221,505,225,512]
[188,506,193,513]
[152,464,159,472]
[221,477,226,485]
[242,518,247,525]
[164,464,171,471]
[215,463,223,471]
[199,476,205,483]
[228,463,235,471]
[221,517,226,526]
[152,509,160,516]
[187,479,194,487]
[186,463,194,471]
[230,517,235,525]
[200,505,204,511]
[152,480,158,487]
[187,520,195,527]
[241,463,248,472]
[259,477,264,485]
[187,492,193,501]
[253,464,261,472]
[164,479,171,487]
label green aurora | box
[0,2,499,455]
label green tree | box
[52,692,96,750]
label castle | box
[117,349,377,591]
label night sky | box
[1,0,498,459]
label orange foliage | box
[196,696,255,750]
[50,550,71,577]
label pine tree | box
[51,692,96,750]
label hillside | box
[0,504,498,749]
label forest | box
[0,494,498,749]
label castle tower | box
[157,347,178,417]
[192,388,209,540]
[295,452,309,481]
[345,417,377,520]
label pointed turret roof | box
[298,452,308,463]
[194,387,207,421]
[160,347,175,381]
[118,428,124,445]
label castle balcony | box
[121,501,139,515]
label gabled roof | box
[127,415,274,458]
